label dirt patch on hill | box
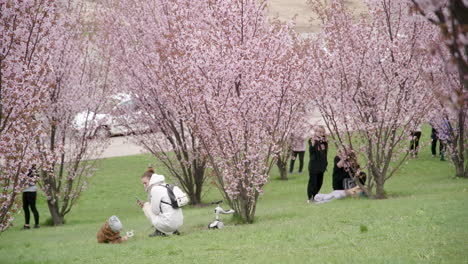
[267,0,367,33]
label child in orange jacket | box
[97,215,128,244]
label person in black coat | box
[332,155,350,190]
[430,125,444,158]
[22,165,40,229]
[307,126,328,202]
[332,147,361,190]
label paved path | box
[268,0,366,33]
[99,111,324,159]
[100,136,149,158]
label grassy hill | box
[1,130,467,264]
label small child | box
[97,215,128,244]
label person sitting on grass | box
[313,172,367,204]
[332,147,362,190]
[138,172,183,237]
[97,215,128,244]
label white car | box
[73,98,150,138]
[73,111,110,137]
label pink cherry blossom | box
[0,0,60,231]
[307,0,438,198]
[99,0,308,222]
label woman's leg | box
[298,151,305,173]
[314,190,346,203]
[414,132,422,155]
[409,132,416,151]
[431,138,437,156]
[314,172,324,196]
[22,192,30,226]
[308,172,324,199]
[307,172,315,200]
[289,152,298,173]
[28,192,39,227]
[142,202,159,226]
[440,142,446,161]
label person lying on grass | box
[97,215,128,244]
[313,172,367,204]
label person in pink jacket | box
[289,131,307,174]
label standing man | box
[307,125,328,203]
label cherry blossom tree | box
[97,0,210,205]
[101,0,308,221]
[183,0,308,222]
[411,0,467,178]
[0,0,57,231]
[308,0,437,198]
[35,0,114,225]
[428,56,467,178]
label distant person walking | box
[409,124,422,158]
[438,118,452,161]
[430,125,443,158]
[289,131,307,174]
[307,126,328,202]
[22,165,40,229]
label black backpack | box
[160,184,189,209]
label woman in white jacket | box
[138,173,183,236]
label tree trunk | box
[374,174,387,199]
[47,200,64,226]
[188,181,201,205]
[455,162,465,178]
[190,161,206,205]
[455,110,466,178]
[276,158,288,180]
[243,203,254,224]
[193,185,202,205]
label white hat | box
[149,173,165,185]
[108,215,122,232]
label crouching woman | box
[138,173,183,237]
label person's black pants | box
[431,138,443,155]
[289,151,305,173]
[22,192,39,226]
[307,172,324,200]
[410,131,422,155]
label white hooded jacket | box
[142,174,183,235]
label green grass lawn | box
[1,130,467,264]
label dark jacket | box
[332,156,349,190]
[308,138,328,173]
[332,156,364,190]
[431,127,438,140]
